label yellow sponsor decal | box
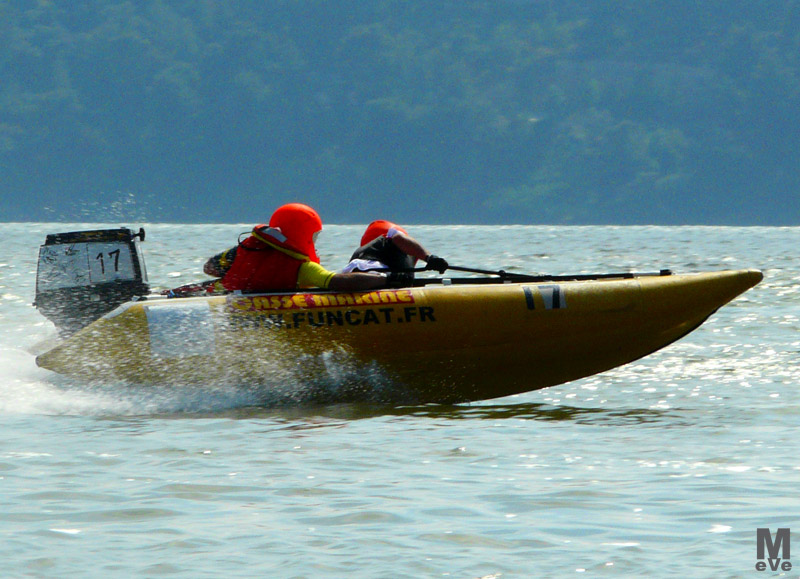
[229,289,415,312]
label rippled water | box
[0,223,797,577]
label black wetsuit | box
[350,236,415,272]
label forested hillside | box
[1,1,798,224]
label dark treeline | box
[1,1,799,224]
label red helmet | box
[360,220,408,247]
[269,203,323,262]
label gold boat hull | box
[36,269,762,404]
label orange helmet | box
[360,220,408,247]
[269,203,323,262]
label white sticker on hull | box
[145,302,216,358]
[538,284,567,309]
[523,285,567,310]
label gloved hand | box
[424,254,448,274]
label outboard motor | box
[34,227,150,336]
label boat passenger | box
[342,220,449,283]
[202,203,388,292]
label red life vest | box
[220,225,310,292]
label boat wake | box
[2,345,415,416]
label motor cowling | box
[34,227,150,336]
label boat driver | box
[342,220,449,283]
[202,203,389,293]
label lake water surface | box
[0,223,797,577]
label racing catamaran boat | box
[33,227,762,404]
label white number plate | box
[37,242,137,290]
